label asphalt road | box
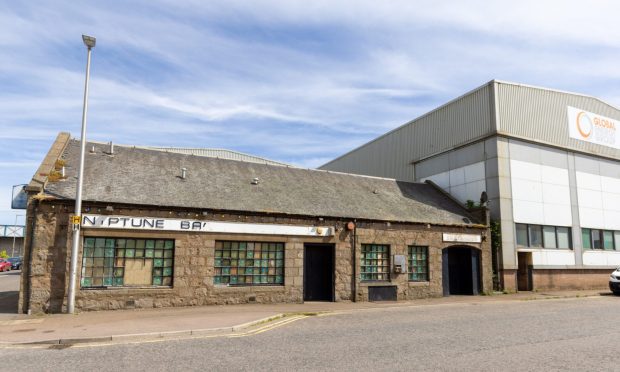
[0,269,19,315]
[3,295,619,371]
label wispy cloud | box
[0,0,619,224]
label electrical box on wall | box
[393,255,406,273]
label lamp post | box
[11,214,24,258]
[67,34,96,314]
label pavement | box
[0,288,610,346]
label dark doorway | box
[517,252,533,291]
[303,244,335,301]
[442,246,481,296]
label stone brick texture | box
[19,201,492,313]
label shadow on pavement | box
[0,270,21,314]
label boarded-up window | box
[124,259,154,286]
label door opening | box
[517,252,533,291]
[303,244,335,301]
[442,246,481,296]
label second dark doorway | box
[303,244,335,301]
[442,246,481,296]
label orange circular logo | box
[576,111,593,138]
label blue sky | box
[1,0,620,225]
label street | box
[0,269,19,315]
[3,295,619,371]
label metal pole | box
[11,215,23,258]
[67,35,95,314]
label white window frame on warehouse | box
[515,224,572,249]
[581,228,620,251]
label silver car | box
[609,267,620,295]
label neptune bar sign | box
[81,214,333,237]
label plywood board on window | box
[124,259,153,286]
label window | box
[214,241,284,285]
[603,231,614,250]
[81,237,174,288]
[361,244,390,281]
[515,224,572,249]
[582,229,592,249]
[528,225,543,248]
[516,224,528,246]
[556,227,570,249]
[542,226,557,249]
[582,228,620,250]
[592,229,602,249]
[408,246,428,282]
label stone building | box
[19,133,491,314]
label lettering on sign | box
[81,214,333,237]
[567,106,620,150]
[442,233,482,244]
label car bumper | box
[609,281,620,293]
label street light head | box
[82,34,96,48]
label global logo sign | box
[567,106,620,150]
[575,111,593,139]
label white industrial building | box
[321,80,620,291]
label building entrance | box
[303,244,335,301]
[442,246,481,296]
[517,252,533,291]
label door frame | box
[517,252,533,291]
[303,243,336,302]
[442,245,482,296]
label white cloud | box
[1,0,620,225]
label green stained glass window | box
[214,241,284,286]
[408,246,429,282]
[81,237,174,289]
[360,244,390,281]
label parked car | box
[609,267,620,295]
[7,257,22,270]
[0,259,10,272]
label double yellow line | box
[226,314,308,338]
[2,314,311,349]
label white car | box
[610,267,620,295]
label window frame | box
[515,224,572,250]
[81,237,175,289]
[581,228,619,251]
[214,240,285,286]
[408,246,429,282]
[360,244,391,282]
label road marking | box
[0,314,310,350]
[226,315,306,338]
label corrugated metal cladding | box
[147,147,292,167]
[320,83,494,181]
[495,83,620,159]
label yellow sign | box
[71,216,81,224]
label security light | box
[82,34,96,48]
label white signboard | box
[81,214,333,237]
[442,233,481,244]
[11,184,28,210]
[567,106,620,150]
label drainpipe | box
[352,221,357,302]
[25,200,38,315]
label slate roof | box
[42,138,480,227]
